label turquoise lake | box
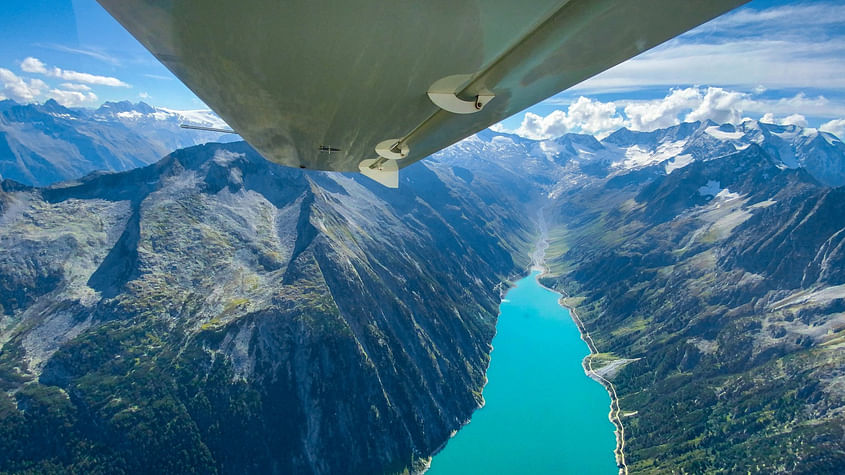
[427,270,617,474]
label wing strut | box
[180,124,236,134]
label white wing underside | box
[97,0,747,186]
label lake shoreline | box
[531,264,628,474]
[420,266,528,475]
[426,210,619,474]
[555,290,628,475]
[532,209,628,475]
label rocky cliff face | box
[0,142,535,473]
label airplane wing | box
[97,0,747,187]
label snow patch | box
[665,154,693,173]
[714,188,741,201]
[612,140,685,169]
[801,127,818,137]
[213,150,244,166]
[654,140,686,160]
[491,136,516,146]
[821,131,842,146]
[116,111,144,120]
[712,207,752,235]
[705,126,743,141]
[539,140,563,159]
[772,128,800,140]
[750,199,777,209]
[156,108,230,129]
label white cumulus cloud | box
[820,119,845,140]
[624,88,702,131]
[502,85,841,140]
[20,57,48,74]
[684,87,749,125]
[21,56,130,88]
[0,68,47,103]
[565,97,626,136]
[511,97,625,139]
[760,112,809,127]
[48,88,98,107]
[59,83,92,91]
[619,88,832,132]
[54,69,129,87]
[512,110,568,139]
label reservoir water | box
[427,270,617,474]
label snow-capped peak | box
[92,100,229,130]
[154,107,229,129]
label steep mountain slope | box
[541,143,845,472]
[0,142,535,473]
[1,116,844,474]
[0,100,237,186]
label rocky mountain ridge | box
[538,136,845,472]
[0,140,537,473]
[444,119,845,189]
[0,99,237,187]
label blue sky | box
[0,0,202,109]
[2,0,845,138]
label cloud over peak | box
[1,61,102,106]
[624,88,701,131]
[0,68,47,103]
[48,89,98,107]
[501,86,845,140]
[820,119,845,140]
[761,112,809,128]
[509,97,625,140]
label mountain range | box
[0,108,844,473]
[527,122,845,472]
[0,99,238,187]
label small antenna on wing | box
[318,145,341,153]
[180,124,237,134]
